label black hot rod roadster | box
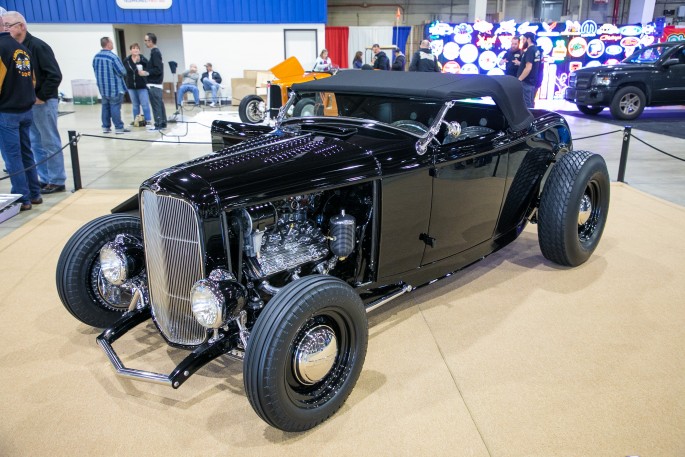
[57,71,610,432]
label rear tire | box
[609,86,645,120]
[56,214,142,328]
[292,98,319,117]
[538,150,610,267]
[239,95,265,124]
[244,275,368,432]
[577,105,604,115]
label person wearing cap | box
[516,32,542,108]
[200,63,222,107]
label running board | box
[365,283,413,313]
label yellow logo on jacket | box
[13,49,31,77]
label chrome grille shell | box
[141,190,207,346]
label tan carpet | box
[0,184,683,457]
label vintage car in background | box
[57,71,610,432]
[238,56,334,124]
[564,41,685,120]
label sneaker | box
[115,128,131,134]
[209,102,216,107]
[146,125,156,131]
[102,128,112,134]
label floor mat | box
[559,108,685,139]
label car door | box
[652,45,685,103]
[420,107,509,266]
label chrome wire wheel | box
[92,261,134,312]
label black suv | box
[565,41,685,120]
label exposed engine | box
[235,194,356,282]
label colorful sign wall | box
[426,19,665,100]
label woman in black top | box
[123,43,153,128]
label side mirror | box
[661,58,680,68]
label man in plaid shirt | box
[92,37,130,134]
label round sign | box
[442,61,461,74]
[586,39,605,59]
[487,68,504,76]
[478,51,498,71]
[442,42,461,61]
[537,36,553,56]
[459,44,478,63]
[567,37,587,58]
[460,63,479,74]
[605,45,623,56]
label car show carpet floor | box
[0,185,683,457]
[560,107,685,139]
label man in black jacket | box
[201,63,222,107]
[391,48,406,71]
[408,40,441,72]
[143,32,166,130]
[0,26,41,211]
[4,11,65,194]
[371,44,390,71]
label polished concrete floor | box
[1,101,684,238]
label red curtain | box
[325,26,349,69]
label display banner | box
[116,0,172,9]
[425,19,666,100]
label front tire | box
[538,150,610,267]
[244,275,368,432]
[238,95,265,124]
[56,214,142,328]
[610,86,645,120]
[577,104,604,115]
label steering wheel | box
[390,120,429,135]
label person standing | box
[516,32,542,108]
[371,44,390,70]
[408,40,441,72]
[313,49,332,72]
[92,37,129,134]
[201,63,222,107]
[391,47,406,71]
[4,11,66,194]
[0,25,41,211]
[499,36,521,77]
[124,43,154,130]
[176,64,200,107]
[143,32,166,130]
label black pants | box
[148,86,167,128]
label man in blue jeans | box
[92,36,130,134]
[5,11,66,193]
[0,25,41,211]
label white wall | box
[181,24,325,99]
[29,24,114,99]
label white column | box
[628,0,657,24]
[468,0,488,22]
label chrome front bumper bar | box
[96,307,241,389]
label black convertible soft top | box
[292,70,534,131]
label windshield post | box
[415,100,454,156]
[275,91,298,128]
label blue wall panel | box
[1,0,326,24]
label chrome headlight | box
[190,280,224,328]
[100,243,128,285]
[190,275,247,329]
[592,75,612,86]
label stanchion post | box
[617,126,631,183]
[68,130,82,191]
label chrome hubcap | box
[293,324,338,385]
[578,194,593,225]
